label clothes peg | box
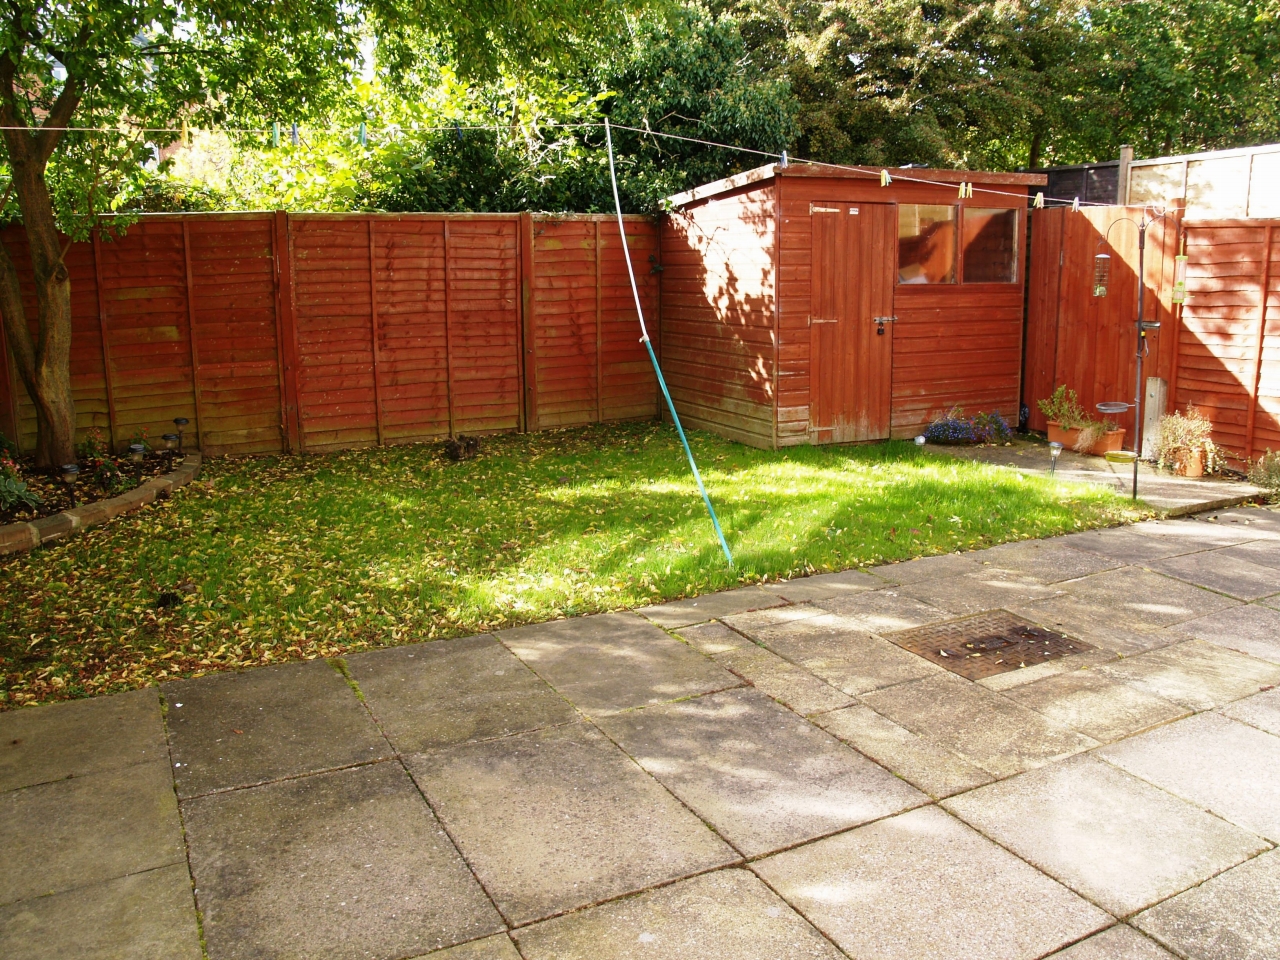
[272,122,280,148]
[358,121,367,147]
[291,122,299,147]
[1033,192,1044,209]
[880,169,892,186]
[180,119,189,147]
[1072,197,1080,212]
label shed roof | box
[666,161,1048,208]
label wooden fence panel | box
[290,217,380,452]
[530,218,599,429]
[185,215,284,454]
[371,218,451,443]
[1023,207,1065,431]
[599,219,661,422]
[94,219,199,448]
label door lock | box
[874,316,897,336]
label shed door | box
[808,202,896,443]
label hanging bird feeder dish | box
[1092,253,1111,297]
[1105,450,1138,465]
[1096,401,1131,415]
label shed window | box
[962,208,1018,283]
[898,205,956,284]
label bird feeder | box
[1092,253,1111,297]
[1171,254,1188,304]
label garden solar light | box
[128,443,145,463]
[173,417,189,456]
[1049,441,1063,474]
[914,435,926,446]
[60,462,79,505]
[162,433,179,469]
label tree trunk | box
[0,159,78,469]
[1028,129,1043,170]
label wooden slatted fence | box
[1024,208,1280,462]
[0,212,660,456]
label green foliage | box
[0,433,16,458]
[1038,386,1090,429]
[0,423,1145,705]
[0,474,40,512]
[1154,407,1220,472]
[1247,449,1280,500]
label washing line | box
[603,115,734,568]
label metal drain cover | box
[885,611,1093,681]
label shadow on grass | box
[0,422,1146,705]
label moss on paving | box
[0,422,1148,706]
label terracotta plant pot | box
[1088,428,1126,455]
[1046,421,1081,449]
[1176,449,1205,478]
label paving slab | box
[514,870,844,960]
[813,704,993,798]
[1096,640,1280,711]
[718,603,826,635]
[346,635,576,753]
[1003,668,1190,742]
[1199,506,1280,533]
[1128,517,1264,549]
[1149,550,1280,600]
[812,589,953,634]
[978,539,1122,583]
[1057,526,1207,564]
[406,722,735,925]
[1170,602,1280,663]
[977,648,1119,692]
[422,934,522,959]
[0,687,167,794]
[759,568,884,602]
[1011,567,1240,655]
[598,688,924,857]
[712,645,855,716]
[1134,848,1280,960]
[1217,536,1280,571]
[183,761,501,960]
[636,587,786,628]
[0,759,184,906]
[753,805,1110,960]
[898,568,1065,616]
[944,754,1267,917]
[675,620,757,657]
[0,864,201,960]
[860,673,1098,778]
[514,868,845,960]
[1221,686,1280,735]
[1044,924,1180,959]
[496,612,738,717]
[868,552,983,584]
[1098,712,1280,842]
[727,611,944,695]
[163,658,389,798]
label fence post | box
[181,220,208,450]
[442,220,456,437]
[273,211,303,453]
[520,212,537,432]
[1245,224,1274,460]
[0,318,15,442]
[91,231,120,452]
[367,219,386,446]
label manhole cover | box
[884,611,1093,681]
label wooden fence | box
[0,212,661,456]
[1024,207,1280,461]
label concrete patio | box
[3,507,1280,959]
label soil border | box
[0,453,202,557]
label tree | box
[0,0,633,468]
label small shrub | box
[1248,449,1280,500]
[77,427,128,492]
[924,407,1011,445]
[1073,419,1119,454]
[1038,385,1089,429]
[0,456,40,511]
[1153,407,1219,472]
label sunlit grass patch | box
[0,421,1149,706]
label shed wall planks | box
[660,184,777,447]
[0,212,660,457]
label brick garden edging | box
[0,453,202,557]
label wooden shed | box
[659,162,1047,447]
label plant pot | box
[1046,421,1081,449]
[1088,428,1126,456]
[1176,449,1205,478]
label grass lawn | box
[1,421,1148,706]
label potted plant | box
[1037,386,1126,455]
[1153,407,1218,477]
